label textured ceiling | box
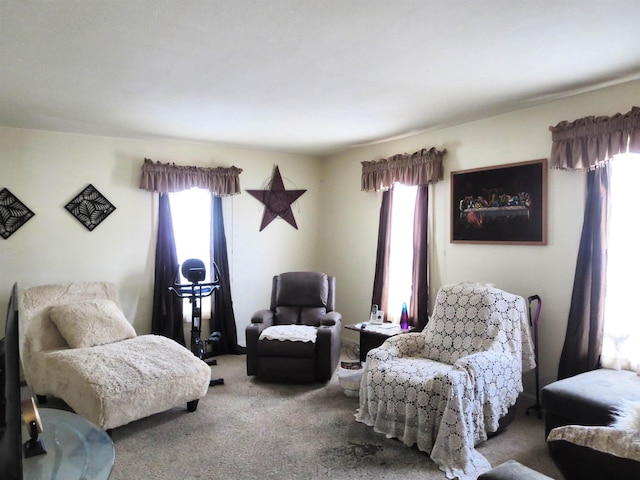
[1,0,640,156]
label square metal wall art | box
[65,184,116,231]
[0,188,35,239]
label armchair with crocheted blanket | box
[355,283,535,480]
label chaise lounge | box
[18,281,212,431]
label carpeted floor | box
[24,353,562,479]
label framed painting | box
[450,158,547,245]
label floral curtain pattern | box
[139,158,242,196]
[361,147,446,192]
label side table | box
[22,408,115,480]
[345,323,415,362]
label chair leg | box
[187,400,199,412]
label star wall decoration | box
[247,166,306,231]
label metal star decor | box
[247,166,306,231]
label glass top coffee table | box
[22,408,115,480]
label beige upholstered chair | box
[245,272,342,383]
[18,281,211,431]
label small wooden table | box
[345,323,415,362]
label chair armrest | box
[320,311,341,326]
[245,310,275,376]
[364,332,425,364]
[251,309,275,325]
[378,332,425,356]
[316,322,341,381]
[454,350,524,432]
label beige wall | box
[0,129,321,337]
[2,79,639,397]
[322,79,640,392]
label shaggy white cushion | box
[611,400,640,432]
[50,299,137,348]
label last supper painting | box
[451,159,547,245]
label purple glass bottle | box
[400,302,409,330]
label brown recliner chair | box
[245,272,342,383]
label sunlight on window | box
[169,188,212,283]
[602,153,640,371]
[386,184,417,323]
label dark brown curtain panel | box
[141,158,242,348]
[549,107,640,379]
[410,185,429,330]
[557,166,610,379]
[366,146,445,327]
[371,190,393,315]
[151,193,185,345]
[211,195,244,354]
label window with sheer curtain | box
[601,153,640,371]
[169,188,212,325]
[386,184,417,323]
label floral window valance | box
[139,158,243,196]
[549,106,640,171]
[361,147,446,192]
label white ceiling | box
[2,0,640,156]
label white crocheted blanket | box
[355,283,536,480]
[259,325,317,343]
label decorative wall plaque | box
[246,165,306,231]
[0,188,35,239]
[64,184,116,231]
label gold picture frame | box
[450,159,547,245]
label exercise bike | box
[169,258,224,386]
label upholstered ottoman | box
[478,460,554,479]
[541,368,640,436]
[541,368,640,479]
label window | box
[601,153,640,371]
[169,188,212,324]
[169,188,212,283]
[386,184,417,323]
